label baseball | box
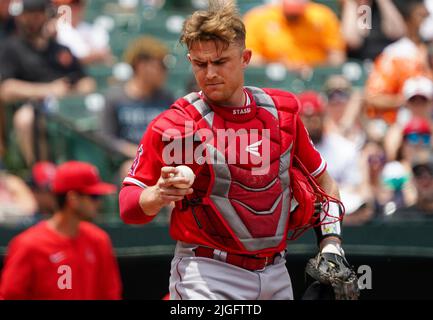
[173,165,195,189]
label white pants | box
[169,242,293,300]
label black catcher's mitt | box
[305,252,360,300]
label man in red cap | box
[384,76,433,161]
[0,161,122,300]
[297,91,326,144]
[399,117,432,164]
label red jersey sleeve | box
[0,236,34,299]
[119,114,168,224]
[123,118,166,189]
[120,106,199,224]
[294,116,327,177]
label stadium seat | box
[50,95,100,132]
[245,66,307,93]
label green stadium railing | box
[1,219,433,258]
[46,96,127,173]
[45,95,130,217]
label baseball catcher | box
[120,0,361,300]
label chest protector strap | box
[171,87,343,252]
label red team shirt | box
[121,89,326,251]
[0,221,122,300]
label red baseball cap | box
[52,161,116,195]
[32,161,57,188]
[298,91,325,116]
[51,0,83,5]
[403,117,432,136]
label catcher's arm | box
[306,171,359,300]
[315,171,342,243]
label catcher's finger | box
[159,187,194,196]
[160,194,189,202]
[160,167,178,179]
[159,176,191,188]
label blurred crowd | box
[0,0,433,228]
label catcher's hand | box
[305,250,360,300]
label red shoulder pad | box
[262,88,300,115]
[152,98,197,140]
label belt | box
[193,246,281,271]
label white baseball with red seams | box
[173,165,195,189]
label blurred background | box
[1,0,433,299]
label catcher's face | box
[188,40,251,106]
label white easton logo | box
[245,140,262,157]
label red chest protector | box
[153,87,339,255]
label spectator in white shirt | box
[54,0,113,65]
[298,91,373,225]
[420,0,433,42]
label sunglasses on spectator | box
[404,133,431,146]
[326,89,350,102]
[368,154,387,165]
[79,193,103,201]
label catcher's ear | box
[241,49,252,68]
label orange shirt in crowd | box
[244,2,345,67]
[366,38,433,124]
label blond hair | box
[180,0,246,49]
[124,36,168,69]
